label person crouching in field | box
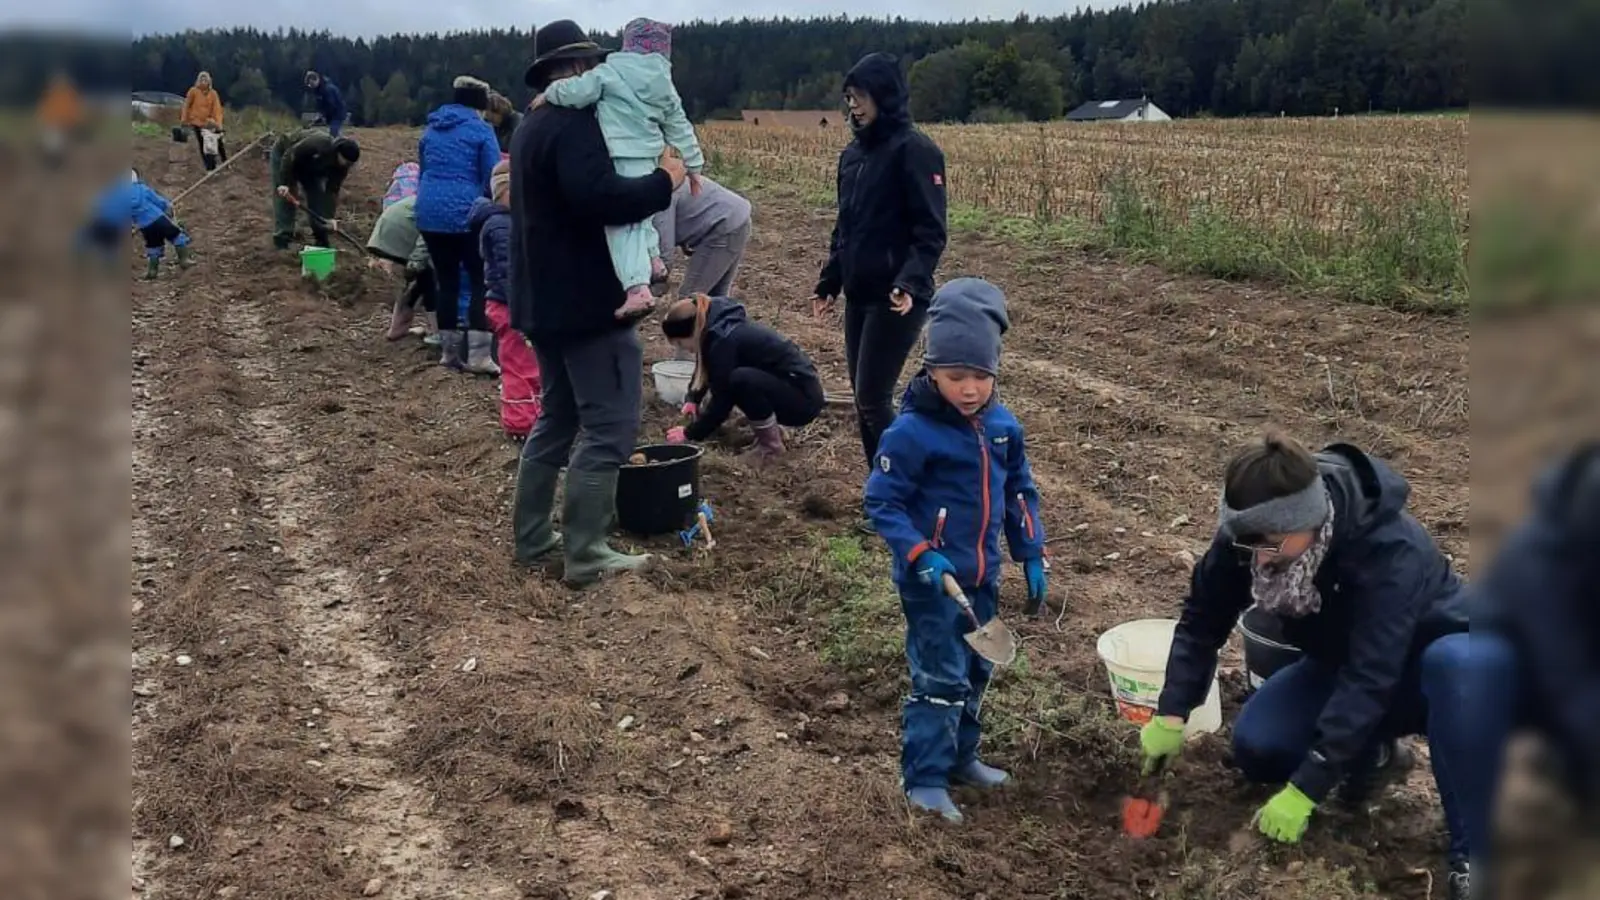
[864,278,1049,824]
[366,194,439,342]
[1138,432,1474,899]
[471,161,542,436]
[271,128,359,251]
[660,295,823,461]
[79,168,195,279]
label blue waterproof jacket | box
[96,179,173,229]
[1156,443,1468,802]
[865,373,1046,590]
[311,79,347,129]
[468,196,511,302]
[415,104,501,233]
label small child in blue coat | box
[864,277,1049,824]
[79,168,194,279]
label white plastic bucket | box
[1095,618,1222,741]
[651,359,695,407]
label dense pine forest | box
[17,1,1474,123]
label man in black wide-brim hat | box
[507,18,688,588]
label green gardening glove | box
[1254,784,1316,843]
[1138,716,1186,776]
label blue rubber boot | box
[907,787,964,823]
[953,759,1011,789]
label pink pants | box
[485,301,541,438]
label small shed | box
[1065,99,1172,122]
[740,109,842,128]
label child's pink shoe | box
[615,285,655,319]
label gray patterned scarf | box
[1250,507,1335,617]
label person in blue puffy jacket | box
[864,277,1048,825]
[416,75,503,372]
[79,168,194,279]
[303,71,347,136]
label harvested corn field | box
[124,125,1483,900]
[703,116,1469,305]
[702,116,1468,233]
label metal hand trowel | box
[941,574,1018,666]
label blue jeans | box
[1231,631,1491,860]
[900,579,997,789]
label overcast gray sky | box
[5,1,1117,40]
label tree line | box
[24,2,1471,125]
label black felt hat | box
[523,20,612,91]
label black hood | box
[843,52,911,145]
[703,296,749,339]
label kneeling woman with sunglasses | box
[1136,432,1476,900]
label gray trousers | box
[521,326,643,473]
[676,219,751,298]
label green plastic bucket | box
[300,246,337,280]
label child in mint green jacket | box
[538,17,706,317]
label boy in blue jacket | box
[864,277,1048,824]
[80,168,194,279]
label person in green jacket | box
[365,194,440,341]
[271,128,361,250]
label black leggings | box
[420,230,488,332]
[843,298,928,466]
[727,368,825,425]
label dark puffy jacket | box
[1157,443,1467,802]
[682,298,822,441]
[310,79,347,130]
[416,104,501,233]
[814,53,948,307]
[469,197,512,303]
[1475,444,1600,791]
[864,374,1046,590]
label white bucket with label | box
[1095,618,1222,740]
[651,359,696,407]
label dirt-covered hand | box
[1253,785,1315,843]
[1138,716,1185,775]
[276,185,292,198]
[810,294,836,318]
[681,402,698,418]
[666,426,687,445]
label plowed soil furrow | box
[133,128,1471,900]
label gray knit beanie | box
[925,278,1009,375]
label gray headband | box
[1217,480,1330,539]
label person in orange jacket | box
[181,72,228,170]
[36,72,84,167]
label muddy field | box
[131,128,1471,900]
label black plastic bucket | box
[1239,606,1304,689]
[616,443,704,536]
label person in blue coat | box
[79,168,194,279]
[303,71,347,136]
[864,278,1048,825]
[1470,443,1600,898]
[1138,433,1474,899]
[416,75,502,372]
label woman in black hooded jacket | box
[809,52,948,531]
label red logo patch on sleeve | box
[932,173,944,186]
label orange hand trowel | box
[1120,756,1171,839]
